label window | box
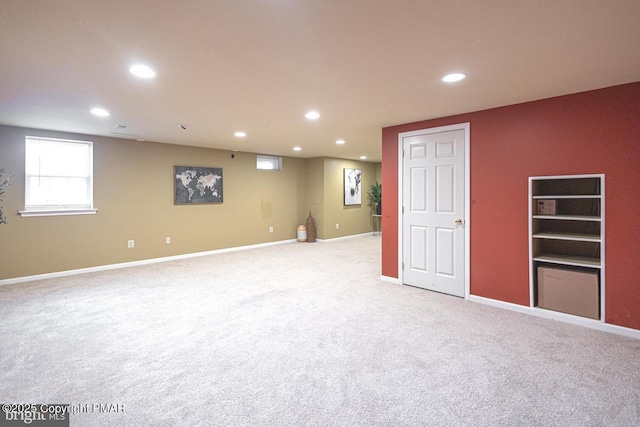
[21,136,96,216]
[256,155,282,171]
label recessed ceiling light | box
[293,147,302,151]
[441,73,467,83]
[305,111,320,120]
[90,108,110,117]
[336,139,346,145]
[129,64,156,79]
[234,131,246,138]
[360,155,367,160]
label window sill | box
[19,209,98,217]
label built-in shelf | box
[533,253,601,268]
[533,195,601,200]
[532,214,601,221]
[532,232,600,242]
[529,174,605,321]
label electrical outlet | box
[269,226,273,233]
[165,237,171,244]
[336,223,339,229]
[127,240,134,248]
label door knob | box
[454,218,463,225]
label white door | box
[402,128,466,297]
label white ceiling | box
[1,0,639,163]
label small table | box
[372,214,382,235]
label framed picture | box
[174,166,223,205]
[343,168,362,206]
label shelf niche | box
[529,174,604,320]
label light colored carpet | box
[0,235,639,426]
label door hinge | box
[402,262,405,270]
[402,206,404,214]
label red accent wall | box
[382,82,640,330]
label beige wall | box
[322,158,379,239]
[0,125,380,280]
[304,157,325,238]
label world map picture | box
[174,166,223,204]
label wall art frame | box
[343,168,362,206]
[174,166,223,205]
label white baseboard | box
[0,239,297,286]
[381,275,400,284]
[317,232,376,242]
[470,295,640,340]
[0,233,375,286]
[9,240,636,340]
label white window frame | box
[256,155,282,171]
[20,136,97,217]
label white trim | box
[601,176,606,321]
[470,295,640,340]
[381,275,401,284]
[19,209,98,217]
[528,173,605,321]
[317,232,373,243]
[529,173,604,180]
[0,234,375,286]
[528,180,534,307]
[397,122,471,299]
[0,239,296,286]
[256,155,282,171]
[25,136,94,212]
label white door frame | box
[397,122,471,299]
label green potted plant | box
[367,181,382,215]
[0,168,11,225]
